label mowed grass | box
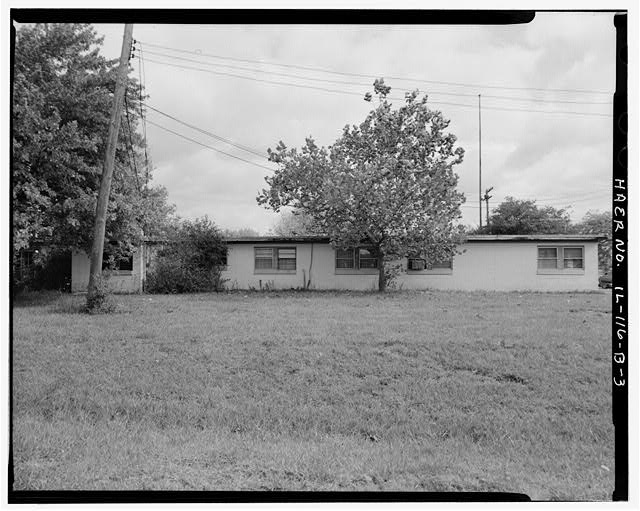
[12,290,614,499]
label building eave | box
[225,234,606,244]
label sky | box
[91,12,616,234]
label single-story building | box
[71,234,604,293]
[71,244,147,293]
[221,234,603,292]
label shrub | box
[145,217,227,294]
[85,273,116,314]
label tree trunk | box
[377,251,386,292]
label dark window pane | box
[336,248,354,269]
[564,258,583,269]
[564,247,583,259]
[358,249,378,269]
[277,248,296,270]
[255,248,273,269]
[538,259,558,269]
[278,258,296,270]
[409,258,426,271]
[432,259,452,269]
[255,258,273,269]
[538,248,558,259]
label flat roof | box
[225,234,606,244]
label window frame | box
[537,245,585,275]
[254,246,297,274]
[334,247,379,275]
[102,243,134,275]
[406,257,453,275]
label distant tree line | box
[472,197,611,273]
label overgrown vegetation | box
[145,217,227,293]
[258,79,466,291]
[13,24,175,256]
[12,291,613,497]
[83,274,116,314]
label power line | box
[145,119,275,172]
[142,57,612,118]
[143,47,612,107]
[139,39,612,96]
[123,94,141,193]
[137,42,150,186]
[145,103,266,158]
[463,190,608,204]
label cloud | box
[94,13,615,232]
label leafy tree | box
[258,79,466,291]
[146,217,227,293]
[222,227,261,238]
[12,23,173,266]
[571,209,612,273]
[269,210,324,237]
[484,197,571,235]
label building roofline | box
[465,234,606,242]
[225,234,606,244]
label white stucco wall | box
[71,246,145,293]
[221,241,600,292]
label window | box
[407,257,453,272]
[335,247,378,272]
[358,248,378,269]
[255,248,274,269]
[278,248,296,270]
[408,258,426,271]
[336,248,355,269]
[102,244,133,273]
[537,246,584,272]
[563,247,584,269]
[431,259,453,270]
[254,247,296,272]
[219,249,228,268]
[537,247,558,269]
[14,250,37,281]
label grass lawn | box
[12,290,614,499]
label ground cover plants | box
[12,290,614,499]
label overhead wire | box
[142,47,612,107]
[141,56,612,118]
[145,103,267,158]
[137,42,150,187]
[145,119,275,172]
[123,94,142,193]
[139,40,612,96]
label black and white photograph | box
[6,4,634,503]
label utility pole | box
[478,94,482,230]
[483,186,494,233]
[87,24,134,305]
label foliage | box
[258,79,466,291]
[383,262,404,290]
[222,227,261,238]
[571,210,612,273]
[12,23,174,258]
[482,197,571,235]
[84,273,116,314]
[145,217,228,293]
[269,210,325,237]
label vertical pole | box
[485,194,490,232]
[478,94,482,230]
[87,24,134,302]
[483,186,493,234]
